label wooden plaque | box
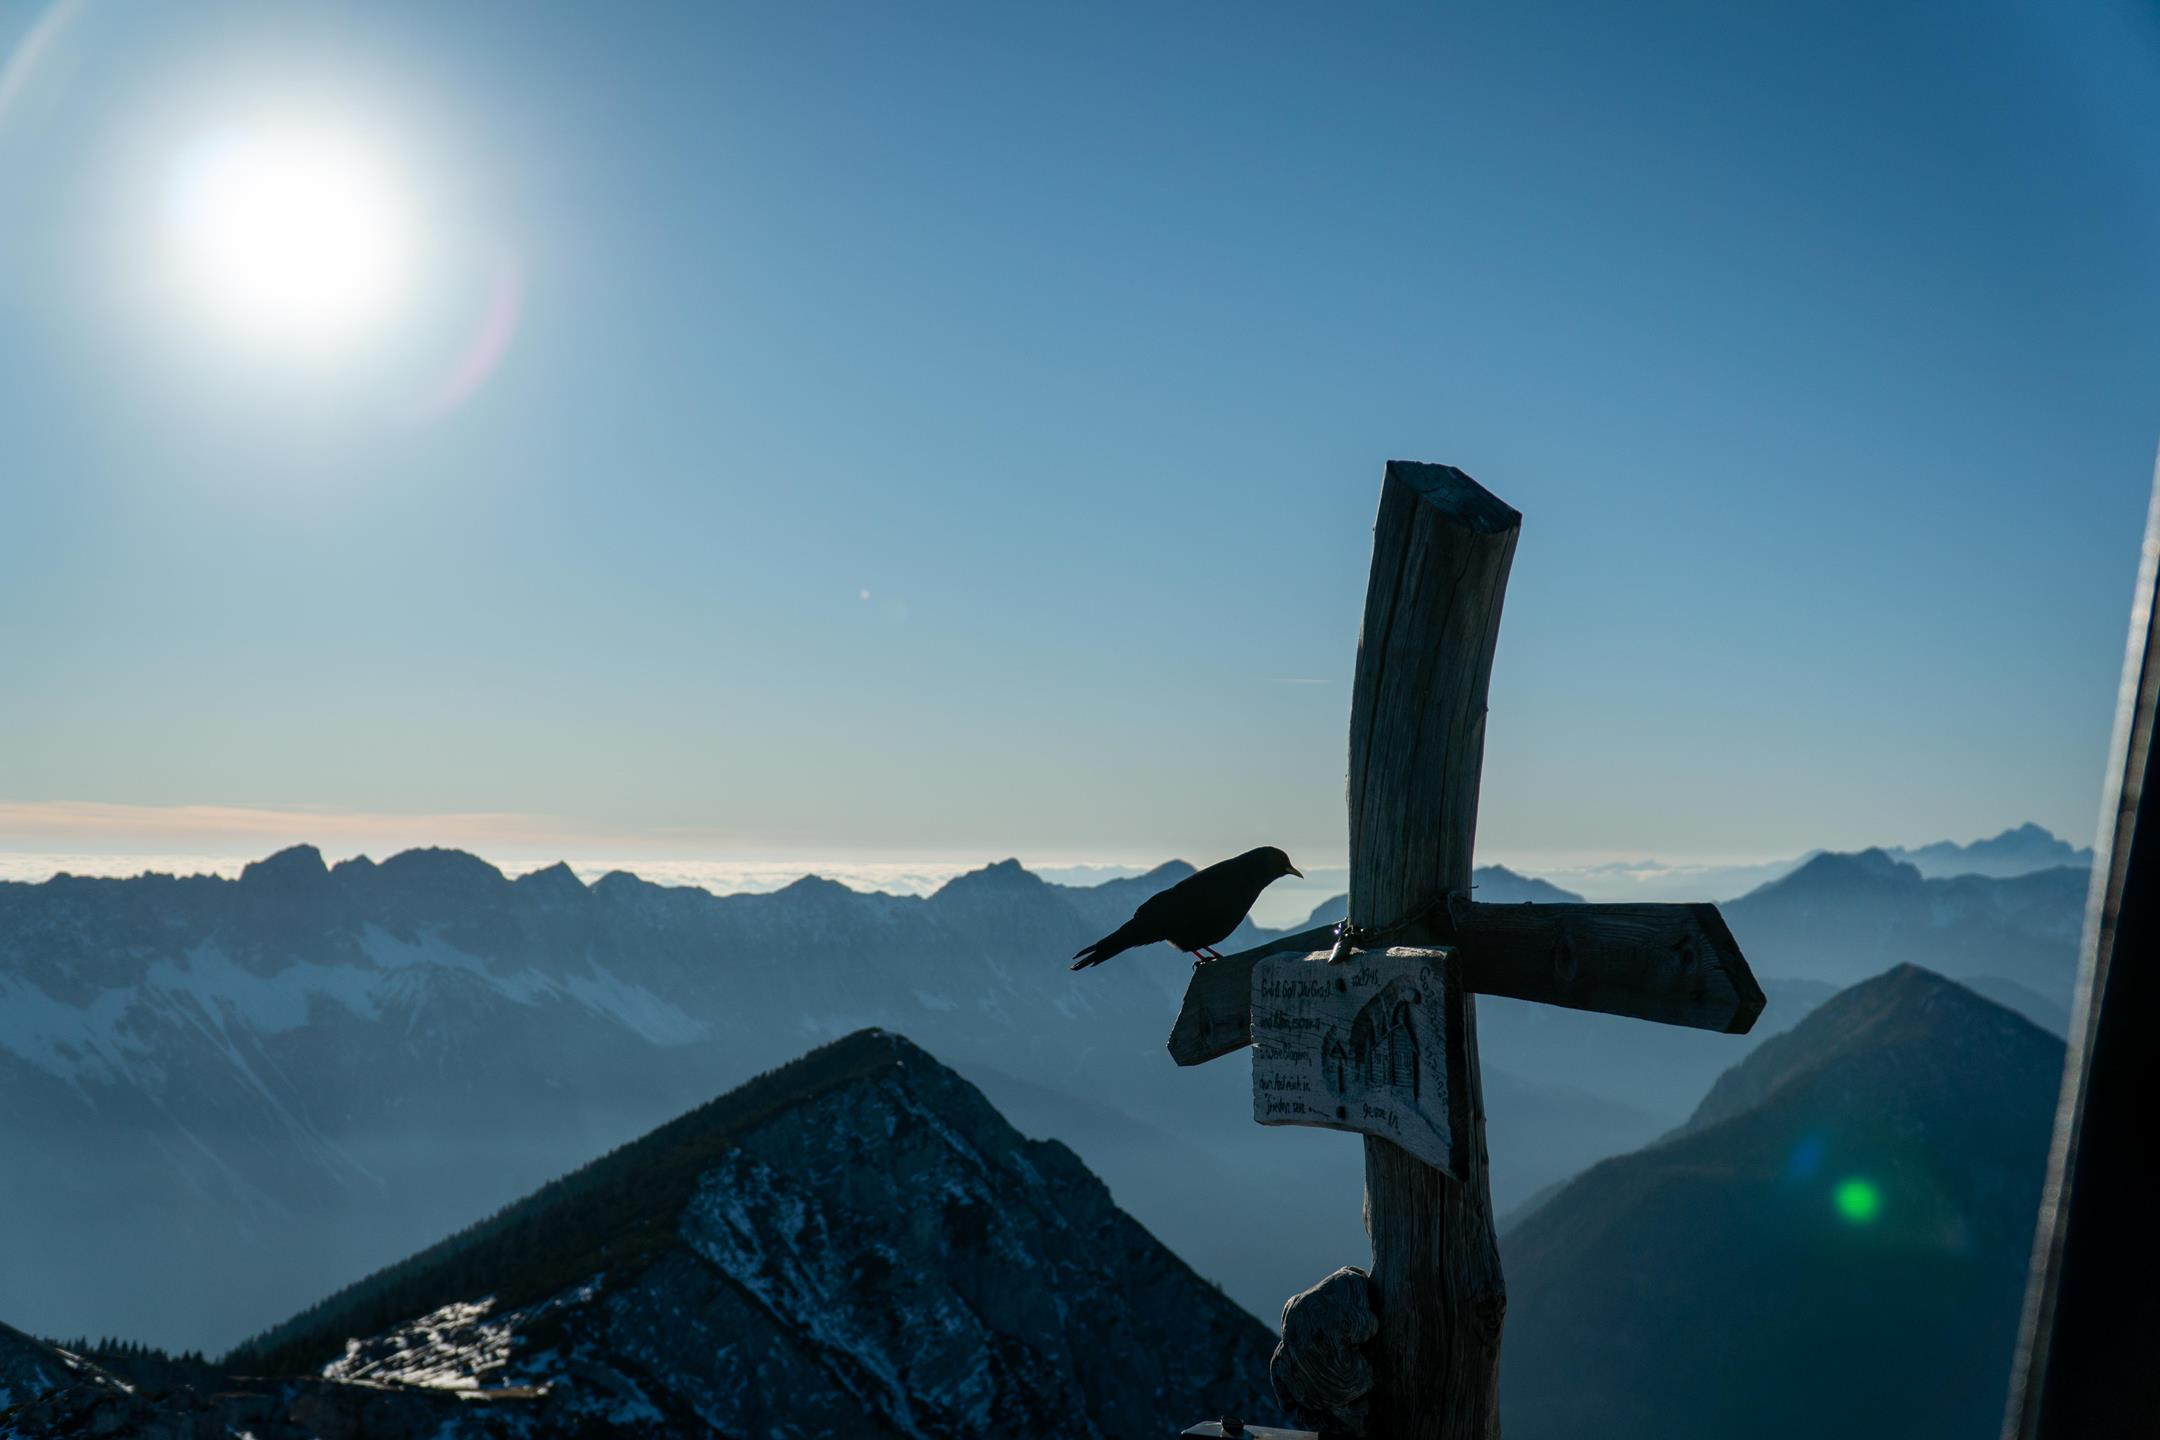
[1251,946,1467,1178]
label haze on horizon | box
[4,1,2158,882]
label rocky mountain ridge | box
[1886,822,2093,879]
[4,1030,1278,1440]
[1720,847,2084,997]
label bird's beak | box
[1287,863,1304,878]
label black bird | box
[1070,846,1303,970]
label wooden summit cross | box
[1171,463,1765,1440]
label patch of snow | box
[0,975,145,1085]
[146,943,384,1036]
[560,965,707,1046]
[0,926,708,1091]
[356,925,557,1007]
[325,1297,511,1390]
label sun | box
[165,123,412,351]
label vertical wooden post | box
[1348,463,1520,1440]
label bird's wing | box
[1130,883,1190,932]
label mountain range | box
[3,965,2066,1440]
[0,832,2088,1358]
[1526,821,2094,901]
[1720,847,2085,1000]
[1885,821,2094,879]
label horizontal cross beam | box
[1169,901,1764,1068]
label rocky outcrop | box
[181,1029,1280,1439]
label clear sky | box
[2,0,2156,878]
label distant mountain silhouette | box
[1721,848,2084,1001]
[1286,864,1586,934]
[1886,822,2093,879]
[1501,966,2063,1440]
[1471,865,1587,904]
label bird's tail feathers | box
[1070,921,1146,971]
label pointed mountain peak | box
[1749,846,1919,899]
[1470,864,1585,904]
[772,872,860,900]
[1966,822,2087,860]
[1686,964,2053,1133]
[512,861,586,900]
[238,844,331,892]
[1844,846,1908,876]
[231,1026,1002,1370]
[932,857,1044,898]
[1502,964,2068,1438]
[225,1026,1275,1430]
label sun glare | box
[165,124,411,351]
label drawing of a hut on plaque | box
[1349,976,1422,1099]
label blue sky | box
[2,0,2156,877]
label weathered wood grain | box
[1349,461,1515,1440]
[1161,461,1766,1438]
[1252,947,1465,1175]
[1452,900,1763,1034]
[1171,924,1338,1067]
[1169,901,1760,1067]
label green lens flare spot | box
[1833,1177,1882,1224]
